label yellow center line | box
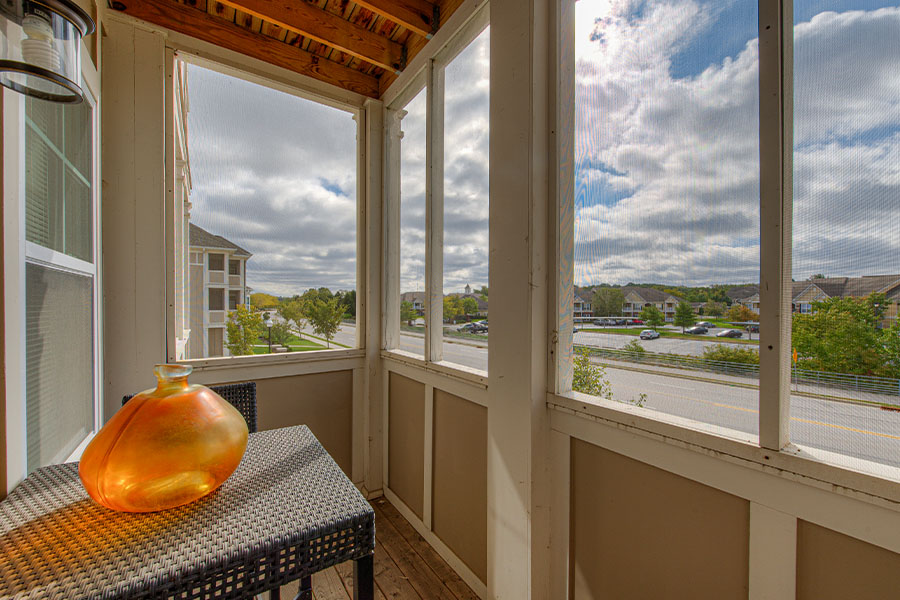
[644,387,900,440]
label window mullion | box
[424,60,444,363]
[757,0,794,451]
[383,107,404,351]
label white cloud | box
[574,0,900,286]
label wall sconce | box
[0,0,94,102]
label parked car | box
[639,329,660,340]
[696,321,715,328]
[593,318,608,326]
[460,322,488,333]
[685,326,708,335]
[716,329,743,338]
[629,319,644,325]
[746,324,760,333]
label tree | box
[461,296,479,317]
[476,285,489,298]
[792,295,893,376]
[225,305,264,356]
[443,296,463,323]
[269,320,293,346]
[335,290,356,318]
[703,301,725,317]
[277,297,307,337]
[726,304,759,323]
[673,301,696,333]
[249,292,278,310]
[400,301,418,326]
[807,274,826,280]
[592,287,625,317]
[640,304,665,329]
[305,297,344,348]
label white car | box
[639,329,660,340]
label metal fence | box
[577,345,900,400]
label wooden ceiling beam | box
[216,0,405,72]
[112,0,380,98]
[354,0,437,38]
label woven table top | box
[0,425,375,600]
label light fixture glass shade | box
[0,0,94,102]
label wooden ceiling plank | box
[113,0,379,97]
[353,0,436,38]
[216,0,404,72]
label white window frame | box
[165,52,366,366]
[552,0,900,498]
[383,4,490,378]
[3,50,102,490]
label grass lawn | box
[252,334,326,354]
[580,327,758,344]
[444,328,488,342]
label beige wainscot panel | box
[388,372,425,519]
[570,439,749,599]
[432,389,487,583]
[796,520,900,600]
[225,371,353,475]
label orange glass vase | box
[78,364,249,512]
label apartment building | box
[187,224,251,358]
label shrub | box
[701,345,759,365]
[572,349,612,400]
[622,339,646,354]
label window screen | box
[208,253,224,271]
[26,264,93,472]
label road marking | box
[638,390,900,440]
[791,417,900,441]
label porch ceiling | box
[110,0,466,98]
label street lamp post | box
[265,317,273,353]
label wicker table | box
[0,425,375,600]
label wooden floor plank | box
[374,499,480,600]
[375,508,457,599]
[277,497,479,600]
[315,567,352,600]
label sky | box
[574,0,900,286]
[186,0,900,296]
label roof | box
[794,275,900,300]
[726,285,759,300]
[622,286,679,303]
[400,291,425,304]
[113,0,465,99]
[574,287,594,304]
[189,224,252,257]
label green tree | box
[443,296,463,323]
[703,301,725,317]
[640,304,665,329]
[336,290,356,318]
[225,305,264,356]
[269,320,292,346]
[592,287,625,317]
[305,297,345,348]
[673,301,696,333]
[461,296,479,317]
[572,349,612,401]
[277,297,307,338]
[476,285,489,298]
[726,304,759,323]
[792,295,889,376]
[400,301,418,326]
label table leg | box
[292,576,312,600]
[354,555,374,600]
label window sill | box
[180,347,365,381]
[381,349,488,388]
[549,391,900,508]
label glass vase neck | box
[154,364,192,392]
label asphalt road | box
[312,323,900,471]
[577,327,756,357]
